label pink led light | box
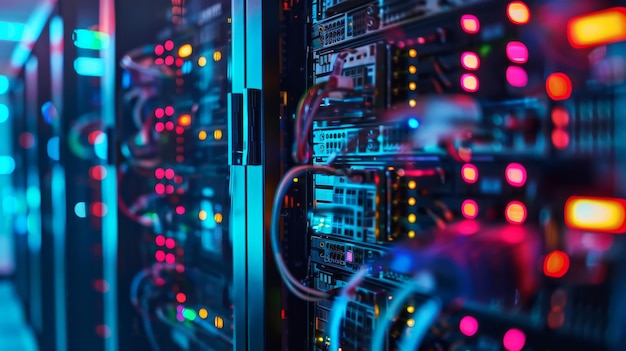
[165,253,176,264]
[176,206,186,215]
[506,41,529,64]
[461,200,479,219]
[506,66,528,87]
[155,250,166,262]
[176,292,187,303]
[155,235,166,246]
[461,14,480,34]
[155,168,165,179]
[176,58,183,67]
[155,108,165,118]
[155,183,165,194]
[155,58,164,65]
[461,163,479,184]
[165,56,175,66]
[154,44,164,56]
[165,238,176,249]
[460,73,479,92]
[174,175,183,184]
[176,264,185,273]
[165,168,175,179]
[165,106,175,116]
[166,185,175,194]
[503,328,526,351]
[155,122,165,132]
[164,40,174,51]
[176,155,185,163]
[505,163,527,187]
[461,52,480,70]
[176,126,185,135]
[346,251,353,262]
[459,316,479,336]
[165,121,175,131]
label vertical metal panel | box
[231,165,248,351]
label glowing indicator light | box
[198,56,207,67]
[164,40,174,51]
[409,99,417,107]
[165,253,175,264]
[0,104,8,122]
[214,213,223,223]
[199,210,207,220]
[546,73,572,100]
[74,57,105,76]
[505,201,527,224]
[213,51,222,61]
[408,230,416,238]
[506,66,528,87]
[96,325,111,338]
[155,235,166,246]
[406,318,415,327]
[346,251,353,262]
[407,306,415,313]
[154,44,164,55]
[155,250,165,262]
[459,316,479,337]
[461,52,480,70]
[165,106,175,116]
[155,58,164,65]
[462,200,479,219]
[0,156,15,175]
[155,108,164,118]
[178,44,192,58]
[408,65,417,74]
[408,214,417,223]
[176,292,187,303]
[166,121,175,131]
[214,129,223,140]
[0,76,8,94]
[503,328,526,351]
[155,168,165,179]
[165,168,175,179]
[198,130,207,140]
[91,202,108,217]
[544,250,570,278]
[552,130,570,149]
[408,197,416,206]
[74,202,87,218]
[155,183,165,194]
[460,74,479,92]
[93,279,109,293]
[176,206,186,215]
[155,122,165,133]
[199,308,208,319]
[72,29,110,50]
[166,185,175,194]
[568,7,626,48]
[506,41,529,63]
[564,196,626,233]
[178,114,191,126]
[408,118,419,129]
[165,56,175,66]
[505,163,527,187]
[551,106,570,127]
[408,49,417,58]
[409,82,417,90]
[182,309,197,321]
[214,316,224,329]
[461,163,478,184]
[461,14,480,34]
[89,165,107,180]
[165,238,176,249]
[507,2,530,25]
[408,180,417,189]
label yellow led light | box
[408,197,416,206]
[293,177,299,183]
[408,65,417,74]
[199,210,207,221]
[214,213,223,223]
[407,306,415,313]
[409,99,417,107]
[178,43,193,58]
[198,56,207,67]
[565,196,626,233]
[408,180,417,189]
[407,318,415,327]
[408,214,417,223]
[408,49,417,58]
[408,230,416,238]
[198,308,208,319]
[409,82,417,91]
[214,316,224,329]
[213,51,222,61]
[198,130,207,140]
[568,7,626,48]
[214,129,223,140]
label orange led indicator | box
[461,163,479,184]
[546,73,573,100]
[461,52,480,70]
[461,74,479,92]
[507,1,530,25]
[564,196,626,233]
[543,250,570,278]
[178,114,192,126]
[568,7,626,48]
[461,14,480,34]
[505,163,527,187]
[505,201,527,224]
[462,200,479,219]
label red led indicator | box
[176,126,185,135]
[19,132,35,149]
[546,73,573,100]
[165,168,175,179]
[165,56,175,66]
[88,131,102,145]
[154,58,164,65]
[543,250,570,278]
[506,66,528,87]
[176,58,184,67]
[461,14,480,34]
[176,206,186,215]
[91,202,108,217]
[505,201,527,224]
[460,73,479,92]
[552,130,570,149]
[505,163,527,187]
[459,316,479,336]
[89,165,107,180]
[462,200,479,219]
[165,121,175,131]
[166,185,175,194]
[551,106,570,127]
[461,52,480,70]
[176,292,187,303]
[96,325,111,338]
[506,41,529,63]
[93,279,110,293]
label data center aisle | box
[0,281,38,351]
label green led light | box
[72,29,110,50]
[182,309,197,321]
[478,44,492,57]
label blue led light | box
[408,118,420,129]
[0,156,15,174]
[94,133,108,160]
[74,202,86,218]
[0,104,8,123]
[0,21,27,41]
[74,57,105,77]
[47,137,60,160]
[0,75,8,94]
